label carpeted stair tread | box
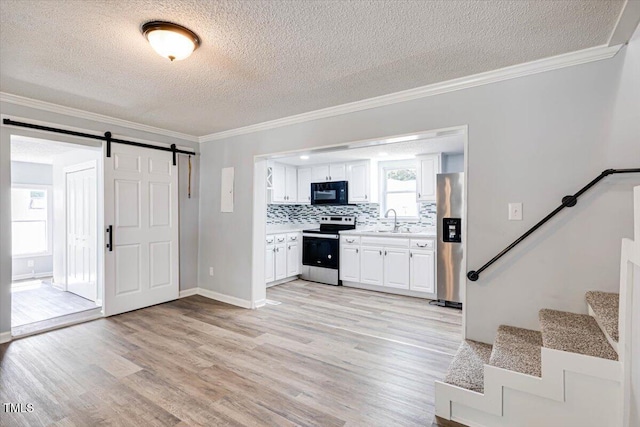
[489,325,542,377]
[585,291,619,342]
[444,339,492,393]
[539,309,617,360]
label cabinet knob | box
[379,250,382,256]
[384,250,387,256]
[365,194,367,199]
[329,176,332,180]
[418,193,421,198]
[326,176,328,180]
[356,248,359,253]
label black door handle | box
[106,225,113,251]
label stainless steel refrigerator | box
[436,172,464,308]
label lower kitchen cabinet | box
[274,243,287,281]
[340,235,436,298]
[340,245,360,282]
[266,232,302,285]
[383,248,410,289]
[265,245,275,283]
[287,241,300,277]
[360,246,384,286]
[409,249,435,293]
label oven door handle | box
[302,233,339,239]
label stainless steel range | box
[301,215,356,285]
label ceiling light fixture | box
[299,155,310,160]
[142,21,200,61]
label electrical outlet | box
[508,203,523,221]
[27,260,35,268]
[209,267,214,276]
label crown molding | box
[0,92,199,143]
[199,44,622,143]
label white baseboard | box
[188,287,253,309]
[11,271,54,282]
[179,288,199,298]
[253,299,267,309]
[0,331,12,344]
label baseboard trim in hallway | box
[0,331,11,344]
[180,287,253,309]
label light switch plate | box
[209,267,214,276]
[509,203,523,221]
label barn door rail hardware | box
[2,118,196,165]
[467,167,640,282]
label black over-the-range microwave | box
[310,181,348,205]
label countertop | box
[339,228,437,238]
[266,223,318,235]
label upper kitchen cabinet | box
[346,161,370,203]
[416,154,442,202]
[297,167,311,204]
[329,163,346,181]
[311,163,346,182]
[271,162,297,203]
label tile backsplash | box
[267,203,436,227]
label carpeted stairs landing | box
[444,291,619,393]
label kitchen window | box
[379,160,419,219]
[11,186,52,257]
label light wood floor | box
[1,280,463,427]
[11,279,97,327]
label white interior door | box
[66,162,97,302]
[104,144,179,316]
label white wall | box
[10,161,54,279]
[198,43,640,343]
[0,102,200,336]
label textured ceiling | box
[0,0,624,137]
[11,136,92,164]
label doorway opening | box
[10,135,103,336]
[252,126,468,335]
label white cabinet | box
[274,242,287,280]
[311,163,346,182]
[285,166,297,202]
[272,163,286,203]
[384,248,410,289]
[287,241,300,277]
[271,163,297,203]
[343,235,435,297]
[340,235,361,282]
[311,165,329,182]
[346,161,370,203]
[329,163,346,181]
[265,245,275,283]
[409,249,435,293]
[266,232,301,284]
[297,167,311,204]
[416,154,441,202]
[360,246,384,286]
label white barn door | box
[104,144,179,316]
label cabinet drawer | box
[274,234,287,244]
[361,236,410,248]
[287,233,300,242]
[410,239,434,250]
[341,235,360,245]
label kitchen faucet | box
[385,209,399,232]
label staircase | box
[435,186,640,427]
